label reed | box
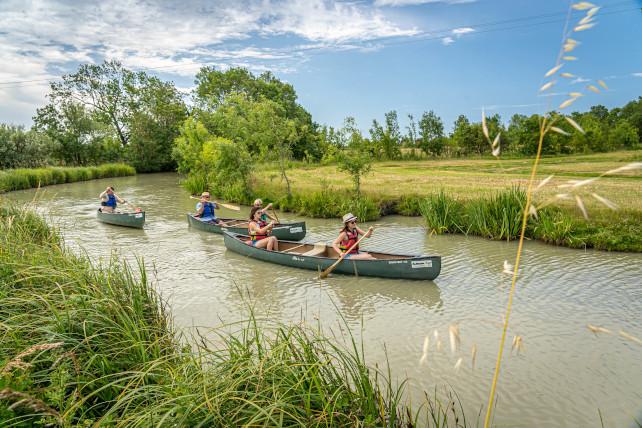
[0,164,135,193]
[0,206,466,426]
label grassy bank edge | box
[0,164,136,193]
[0,206,465,426]
[202,181,642,253]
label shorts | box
[343,251,359,259]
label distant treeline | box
[1,61,640,180]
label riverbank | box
[240,151,642,252]
[0,206,456,426]
[0,164,135,193]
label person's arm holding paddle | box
[321,225,374,279]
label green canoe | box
[97,209,145,229]
[223,232,441,280]
[187,214,306,241]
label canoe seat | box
[301,242,327,257]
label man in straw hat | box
[332,213,375,260]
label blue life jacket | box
[104,193,117,207]
[201,202,216,218]
[260,212,268,222]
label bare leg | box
[270,236,279,251]
[346,252,376,260]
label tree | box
[34,101,114,165]
[336,120,372,196]
[0,125,51,169]
[405,114,418,148]
[194,67,317,160]
[418,110,445,156]
[126,76,187,172]
[608,119,639,150]
[46,60,134,147]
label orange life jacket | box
[339,228,359,254]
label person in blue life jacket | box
[194,192,228,226]
[246,206,278,251]
[332,213,375,260]
[99,186,126,213]
[253,198,278,223]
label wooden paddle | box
[271,207,280,223]
[319,227,373,279]
[190,196,240,211]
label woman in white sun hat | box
[332,213,375,260]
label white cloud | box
[375,0,476,6]
[452,27,475,35]
[441,27,475,46]
[441,36,455,45]
[632,72,642,78]
[571,77,590,84]
[0,0,420,124]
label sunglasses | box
[348,220,356,224]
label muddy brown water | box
[5,172,642,427]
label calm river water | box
[6,173,642,427]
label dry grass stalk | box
[565,116,585,133]
[559,97,578,109]
[560,72,576,78]
[471,344,478,369]
[502,260,513,275]
[453,357,463,372]
[572,2,596,10]
[575,195,589,219]
[535,175,554,191]
[449,325,461,354]
[587,84,600,93]
[563,55,578,60]
[550,126,570,136]
[511,335,524,354]
[419,336,430,365]
[539,81,555,92]
[0,388,61,419]
[618,331,642,345]
[591,193,618,210]
[2,342,64,375]
[587,324,612,335]
[544,64,563,77]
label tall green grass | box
[0,164,135,193]
[0,206,467,426]
[419,188,642,251]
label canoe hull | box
[187,214,306,241]
[97,209,145,229]
[223,232,440,280]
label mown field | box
[256,151,642,214]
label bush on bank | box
[0,164,135,193]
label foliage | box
[0,125,52,169]
[336,121,372,197]
[0,164,135,193]
[32,60,186,170]
[419,110,446,156]
[369,111,402,160]
[173,118,253,198]
[193,67,317,160]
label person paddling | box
[253,199,278,222]
[332,213,375,260]
[194,192,228,226]
[247,206,278,251]
[99,186,126,213]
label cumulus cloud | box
[375,0,476,6]
[633,72,642,78]
[441,36,455,45]
[440,27,475,46]
[0,0,420,124]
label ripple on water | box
[5,176,642,428]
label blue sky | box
[0,0,640,132]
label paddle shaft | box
[319,227,373,279]
[190,196,240,211]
